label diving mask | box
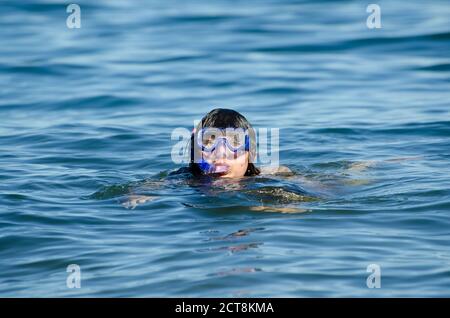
[196,127,250,153]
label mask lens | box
[225,128,246,151]
[197,128,248,152]
[198,128,221,151]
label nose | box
[212,140,228,161]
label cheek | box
[230,153,248,172]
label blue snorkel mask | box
[195,127,250,175]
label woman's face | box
[195,127,250,178]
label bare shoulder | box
[259,165,294,176]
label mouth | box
[211,164,230,176]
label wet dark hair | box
[189,108,260,177]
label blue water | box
[1,0,450,297]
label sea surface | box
[1,0,450,297]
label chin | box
[217,171,237,178]
[219,172,246,179]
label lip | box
[211,164,230,176]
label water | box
[1,0,450,297]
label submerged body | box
[116,157,421,210]
[117,159,339,211]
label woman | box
[174,108,291,178]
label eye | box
[203,134,215,147]
[231,135,240,147]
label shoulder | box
[168,166,192,176]
[259,165,293,176]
